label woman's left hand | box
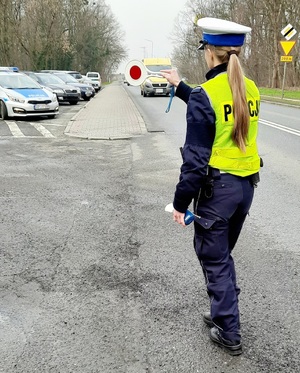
[173,209,186,227]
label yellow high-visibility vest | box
[201,73,260,176]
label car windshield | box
[0,73,41,89]
[145,65,171,73]
[69,73,82,79]
[37,73,65,85]
[53,73,77,83]
[87,73,99,78]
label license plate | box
[156,88,163,93]
[34,104,50,110]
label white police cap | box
[197,17,251,50]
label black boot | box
[203,312,214,327]
[209,327,242,356]
[203,312,241,332]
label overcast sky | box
[104,0,187,72]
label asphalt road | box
[0,88,300,373]
[125,87,300,373]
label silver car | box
[0,71,59,120]
[24,71,81,105]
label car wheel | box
[48,115,56,119]
[143,90,147,97]
[140,90,143,96]
[69,101,78,105]
[84,97,91,101]
[0,100,8,120]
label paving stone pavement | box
[65,81,147,140]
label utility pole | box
[145,39,153,57]
[140,46,146,58]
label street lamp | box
[140,46,146,58]
[145,39,153,58]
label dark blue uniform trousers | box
[193,173,254,342]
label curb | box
[64,90,100,137]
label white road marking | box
[29,122,55,138]
[0,120,56,138]
[43,123,65,127]
[259,119,300,136]
[6,121,25,137]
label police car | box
[0,71,59,120]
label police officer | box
[161,18,261,355]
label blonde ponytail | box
[211,46,249,152]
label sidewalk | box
[64,81,147,140]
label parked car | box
[23,71,81,105]
[81,75,100,92]
[0,66,19,72]
[86,72,102,91]
[42,70,86,84]
[0,71,59,120]
[67,71,85,82]
[45,72,94,101]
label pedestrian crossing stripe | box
[7,121,25,137]
[281,24,297,40]
[30,122,55,138]
[1,121,55,138]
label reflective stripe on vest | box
[201,73,260,177]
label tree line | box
[0,0,127,81]
[171,0,300,88]
[1,0,299,88]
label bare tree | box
[1,0,298,86]
[0,0,127,80]
[170,0,300,87]
[0,0,20,65]
[170,0,209,83]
